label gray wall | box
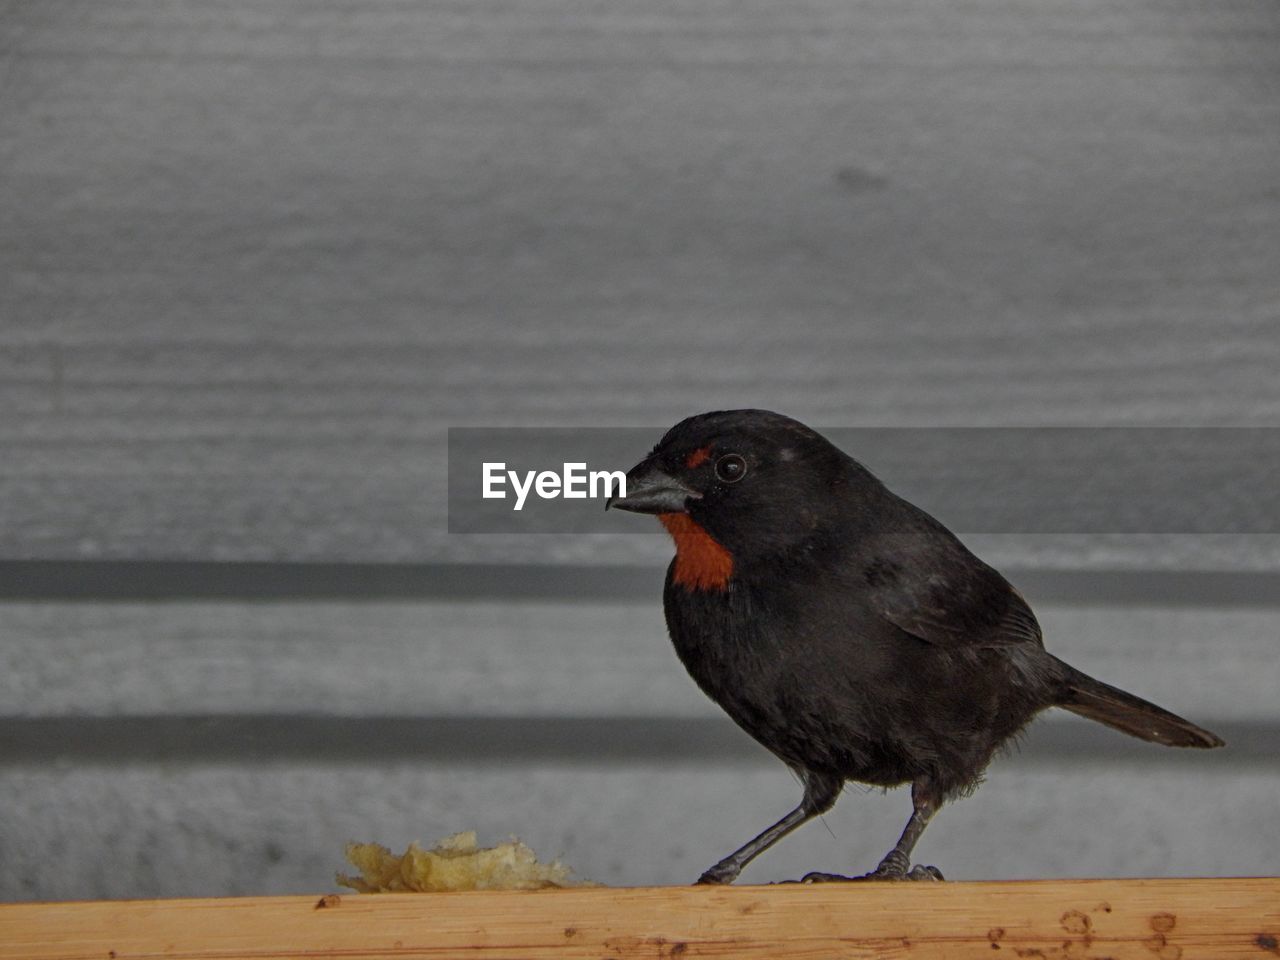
[1,0,1278,899]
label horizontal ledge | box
[0,880,1277,960]
[0,715,1269,767]
[2,561,1280,606]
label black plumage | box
[608,409,1223,884]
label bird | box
[606,409,1224,884]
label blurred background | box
[2,0,1278,899]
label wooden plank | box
[1,600,1273,719]
[3,714,1276,766]
[0,881,1277,959]
[2,0,1279,566]
[5,562,1280,606]
[2,761,1275,900]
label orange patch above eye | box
[684,446,712,469]
[659,513,734,591]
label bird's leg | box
[801,781,944,883]
[696,770,842,884]
[866,782,943,880]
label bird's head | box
[607,409,858,583]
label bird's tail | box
[1053,659,1224,749]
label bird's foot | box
[864,849,944,881]
[793,863,944,883]
[794,871,855,883]
[904,863,944,881]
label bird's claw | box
[791,863,944,883]
[794,871,850,883]
[906,863,944,881]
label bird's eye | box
[715,453,747,484]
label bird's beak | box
[605,462,700,515]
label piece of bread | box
[338,831,587,892]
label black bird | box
[607,409,1223,884]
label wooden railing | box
[1,878,1277,959]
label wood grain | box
[1,600,1273,719]
[2,599,1269,900]
[3,763,1276,900]
[0,881,1276,959]
[2,0,1279,565]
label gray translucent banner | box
[447,427,1280,534]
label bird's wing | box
[859,533,1043,650]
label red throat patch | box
[659,514,734,591]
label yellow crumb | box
[337,831,590,892]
